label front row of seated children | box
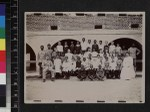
[41,55,122,82]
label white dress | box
[54,59,62,73]
[120,56,136,79]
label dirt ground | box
[25,77,144,103]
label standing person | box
[122,46,127,58]
[109,56,117,79]
[52,47,58,60]
[81,38,87,54]
[99,49,104,57]
[109,41,116,56]
[54,55,62,79]
[91,48,98,58]
[75,41,81,54]
[63,42,69,54]
[84,47,92,59]
[65,49,73,62]
[116,43,122,57]
[70,57,76,76]
[45,44,53,61]
[62,56,70,79]
[120,52,136,80]
[87,39,92,50]
[103,41,109,54]
[70,41,75,54]
[115,57,123,79]
[42,56,55,82]
[37,45,46,78]
[104,57,110,79]
[57,41,63,56]
[128,44,141,71]
[76,56,82,69]
[98,40,104,51]
[92,40,99,52]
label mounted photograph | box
[24,12,145,103]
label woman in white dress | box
[120,52,136,80]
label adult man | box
[109,41,116,55]
[75,41,81,54]
[37,45,46,78]
[45,44,53,60]
[103,41,109,54]
[57,41,63,56]
[116,43,122,57]
[81,38,87,54]
[92,40,99,52]
[98,40,104,51]
[42,56,55,82]
[87,39,92,49]
[128,44,140,71]
[70,41,75,53]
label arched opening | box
[51,39,80,50]
[26,44,36,71]
[109,38,142,72]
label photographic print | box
[24,12,145,103]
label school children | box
[54,55,62,79]
[96,65,104,81]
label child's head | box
[83,57,86,62]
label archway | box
[109,38,142,72]
[26,44,36,71]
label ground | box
[25,75,144,103]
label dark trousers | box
[104,70,110,79]
[38,62,43,76]
[115,70,121,79]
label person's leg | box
[43,68,48,82]
[50,69,55,81]
[133,58,136,71]
[38,62,43,78]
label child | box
[70,57,76,76]
[65,49,73,62]
[54,55,62,79]
[115,57,123,79]
[57,41,63,56]
[42,56,55,82]
[96,65,104,81]
[109,56,117,79]
[63,42,69,54]
[87,64,96,81]
[104,57,110,79]
[62,56,70,79]
[77,65,87,81]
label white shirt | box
[98,44,104,50]
[65,53,73,62]
[62,61,70,71]
[109,45,116,52]
[116,46,121,53]
[110,60,117,70]
[91,58,99,69]
[87,43,92,49]
[38,50,46,62]
[57,45,63,52]
[54,59,62,73]
[81,42,87,51]
[84,51,91,58]
[92,51,98,57]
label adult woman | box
[120,52,136,80]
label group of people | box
[37,38,140,82]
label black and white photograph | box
[24,12,145,103]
